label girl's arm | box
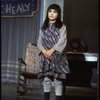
[37,29,46,53]
[52,25,67,53]
[37,29,50,58]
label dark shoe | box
[56,96,62,100]
[44,92,50,100]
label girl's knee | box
[43,77,52,92]
[54,79,63,95]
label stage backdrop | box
[1,0,39,17]
[1,0,41,85]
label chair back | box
[25,43,41,73]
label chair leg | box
[16,75,28,95]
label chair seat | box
[20,71,38,79]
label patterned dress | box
[37,24,70,80]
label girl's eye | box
[54,10,57,13]
[49,9,53,12]
[49,9,57,13]
[49,10,52,12]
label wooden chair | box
[16,43,41,95]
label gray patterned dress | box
[37,23,70,80]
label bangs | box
[47,4,61,14]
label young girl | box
[37,4,70,100]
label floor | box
[1,82,98,100]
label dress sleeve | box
[37,29,45,52]
[53,25,67,53]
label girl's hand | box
[42,48,55,59]
[42,50,48,58]
[45,48,54,59]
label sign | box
[1,0,39,17]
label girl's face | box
[48,9,58,23]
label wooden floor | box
[1,82,98,100]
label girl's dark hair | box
[42,4,63,30]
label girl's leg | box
[43,77,52,100]
[54,79,63,100]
